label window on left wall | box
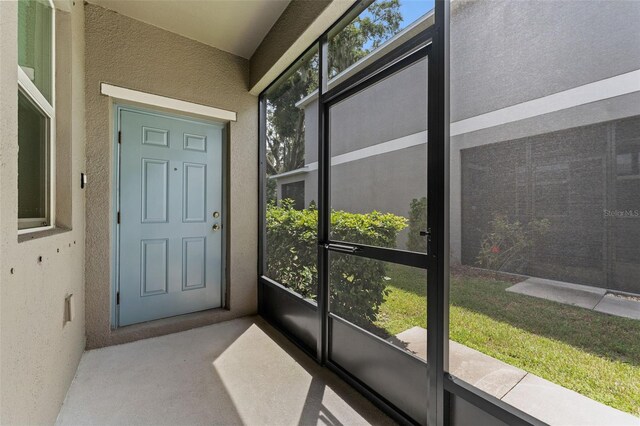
[17,0,55,232]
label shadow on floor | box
[56,316,394,426]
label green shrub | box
[407,197,427,252]
[266,200,319,297]
[266,201,407,327]
[476,214,551,272]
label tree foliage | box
[329,0,402,77]
[265,60,316,176]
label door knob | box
[212,223,220,231]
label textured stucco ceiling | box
[86,0,291,59]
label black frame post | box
[427,1,450,426]
[317,34,330,364]
[257,93,267,314]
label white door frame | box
[107,91,233,328]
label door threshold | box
[89,307,239,349]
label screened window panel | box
[449,0,640,420]
[329,58,427,252]
[18,90,50,229]
[328,0,434,79]
[18,0,53,104]
[328,252,427,359]
[263,46,319,299]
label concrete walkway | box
[56,317,393,426]
[506,277,640,320]
[395,326,639,426]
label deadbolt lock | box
[213,211,220,218]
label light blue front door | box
[118,108,223,326]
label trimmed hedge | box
[266,201,407,327]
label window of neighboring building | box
[281,181,305,210]
[17,0,55,232]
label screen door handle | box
[325,243,361,254]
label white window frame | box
[17,0,56,235]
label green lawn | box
[374,264,640,416]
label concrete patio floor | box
[56,317,394,426]
[394,327,639,426]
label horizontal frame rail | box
[444,375,548,426]
[323,241,433,269]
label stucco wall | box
[0,1,87,424]
[84,4,258,348]
[250,0,331,90]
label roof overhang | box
[85,0,291,59]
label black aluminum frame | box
[258,1,546,425]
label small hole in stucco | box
[10,268,14,274]
[74,241,76,245]
[38,256,43,263]
[57,248,60,253]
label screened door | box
[323,54,430,424]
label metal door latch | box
[325,243,362,253]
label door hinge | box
[116,291,120,305]
[117,211,121,224]
[118,131,122,144]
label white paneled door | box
[118,108,223,326]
